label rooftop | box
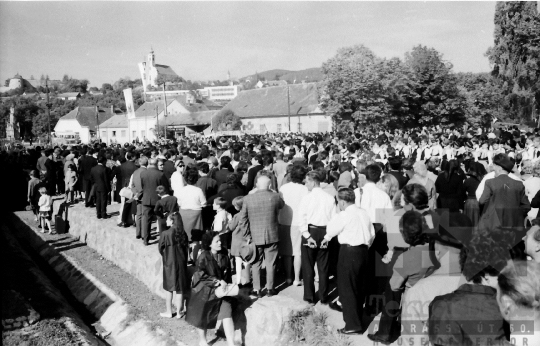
[99,114,128,128]
[59,106,115,131]
[221,82,322,118]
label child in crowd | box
[27,170,41,222]
[154,185,179,234]
[228,196,251,285]
[64,164,78,203]
[38,186,54,234]
[212,197,232,254]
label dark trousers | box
[84,179,93,207]
[121,201,132,224]
[365,225,389,316]
[135,202,143,238]
[338,244,368,331]
[374,247,408,341]
[142,204,154,242]
[252,242,278,291]
[95,191,107,218]
[301,225,329,303]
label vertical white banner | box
[123,88,135,119]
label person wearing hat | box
[478,153,530,234]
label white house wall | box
[128,117,157,142]
[99,127,130,145]
[240,114,332,134]
[54,119,91,143]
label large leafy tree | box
[213,109,242,131]
[401,45,467,127]
[320,45,391,128]
[486,1,540,123]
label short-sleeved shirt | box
[428,283,508,346]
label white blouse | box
[177,185,207,210]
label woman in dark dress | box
[158,212,189,319]
[462,162,486,227]
[186,231,236,346]
[435,160,464,211]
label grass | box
[280,307,352,346]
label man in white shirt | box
[320,188,375,334]
[354,164,393,230]
[297,170,337,304]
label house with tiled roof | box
[220,82,331,134]
[54,106,120,143]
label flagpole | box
[162,84,168,140]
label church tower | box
[148,48,155,67]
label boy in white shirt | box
[213,197,232,253]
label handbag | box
[25,203,34,211]
[119,187,133,199]
[214,282,239,298]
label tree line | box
[320,1,539,130]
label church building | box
[138,49,179,92]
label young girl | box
[28,170,41,222]
[212,197,232,254]
[38,187,54,234]
[64,164,78,203]
[158,212,188,319]
[228,197,251,285]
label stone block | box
[244,295,309,346]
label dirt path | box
[15,211,230,346]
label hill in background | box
[240,67,323,83]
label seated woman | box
[158,212,188,319]
[368,210,437,345]
[497,260,540,346]
[186,231,237,346]
[428,228,513,346]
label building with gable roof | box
[54,106,120,143]
[219,82,331,134]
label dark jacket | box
[163,160,176,181]
[90,164,110,192]
[185,251,230,330]
[79,155,97,180]
[117,160,137,189]
[140,167,169,206]
[246,165,264,192]
[478,174,530,231]
[388,170,409,190]
[214,168,233,187]
[155,195,179,219]
[196,176,218,199]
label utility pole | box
[162,84,168,140]
[45,79,52,146]
[95,106,100,143]
[155,104,159,141]
[287,85,291,132]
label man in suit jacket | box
[238,175,284,297]
[90,155,111,219]
[116,152,138,227]
[140,157,170,245]
[245,155,264,192]
[79,149,98,207]
[479,153,530,234]
[387,156,409,190]
[214,156,234,187]
[43,149,57,196]
[131,156,147,238]
[162,150,177,182]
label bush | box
[280,307,352,346]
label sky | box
[0,1,498,87]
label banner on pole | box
[123,88,136,119]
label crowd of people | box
[3,123,540,346]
